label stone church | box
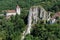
[2,5,21,18]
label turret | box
[16,5,21,15]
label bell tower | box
[16,5,21,15]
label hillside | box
[0,0,60,12]
[0,0,60,40]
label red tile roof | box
[5,10,16,13]
[52,12,60,19]
[2,5,20,13]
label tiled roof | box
[52,12,60,19]
[2,5,20,13]
[5,10,16,13]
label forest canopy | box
[0,0,60,12]
[0,0,60,40]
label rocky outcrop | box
[21,6,51,40]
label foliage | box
[25,24,60,40]
[0,0,60,40]
[0,15,25,40]
[0,0,60,12]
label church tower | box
[16,5,21,15]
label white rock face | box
[26,8,32,34]
[21,8,32,40]
[21,6,51,40]
[26,6,51,35]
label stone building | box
[2,5,21,18]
